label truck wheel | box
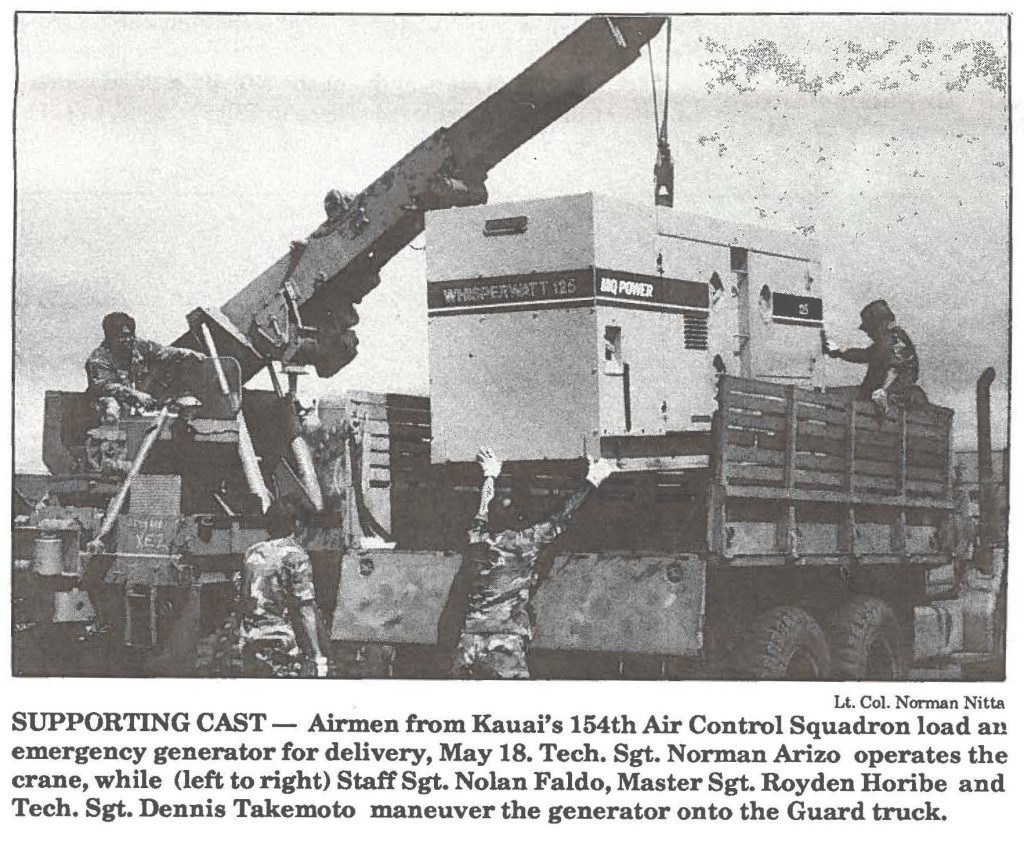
[829,596,905,681]
[735,607,831,680]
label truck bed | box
[326,378,960,660]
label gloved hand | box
[823,339,842,358]
[476,447,503,479]
[871,388,889,414]
[585,457,619,487]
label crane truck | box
[13,15,1006,680]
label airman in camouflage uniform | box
[86,311,204,424]
[451,448,618,679]
[825,299,924,412]
[229,506,329,678]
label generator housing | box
[426,192,824,463]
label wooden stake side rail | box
[320,381,954,564]
[708,375,956,565]
[717,376,952,503]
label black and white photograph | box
[11,12,1010,684]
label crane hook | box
[655,136,674,208]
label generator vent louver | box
[683,313,708,350]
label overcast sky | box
[14,13,1008,471]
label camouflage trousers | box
[198,611,305,678]
[451,632,530,679]
[238,617,306,678]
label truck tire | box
[735,607,831,680]
[829,596,905,680]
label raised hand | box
[476,446,503,479]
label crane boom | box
[178,16,665,384]
[446,16,664,177]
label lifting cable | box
[647,38,662,140]
[662,19,672,148]
[647,18,674,207]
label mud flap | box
[146,586,202,675]
[914,599,964,659]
